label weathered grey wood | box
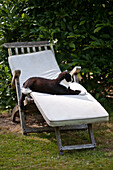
[70,66,81,77]
[32,46,36,52]
[4,41,55,56]
[50,43,55,55]
[62,144,95,151]
[11,70,21,89]
[60,124,87,131]
[38,46,41,51]
[55,127,63,155]
[12,105,19,122]
[15,48,18,55]
[44,46,47,50]
[74,74,79,83]
[70,66,81,83]
[25,125,88,134]
[26,126,54,133]
[88,124,96,149]
[21,47,24,54]
[4,41,54,47]
[54,124,96,155]
[15,78,26,135]
[8,48,12,56]
[27,47,30,53]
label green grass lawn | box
[0,98,113,169]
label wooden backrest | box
[3,41,55,56]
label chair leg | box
[55,124,96,155]
[15,78,27,135]
[12,105,19,122]
[88,124,96,149]
[19,108,27,135]
[55,127,63,155]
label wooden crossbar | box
[55,124,96,155]
[3,41,55,56]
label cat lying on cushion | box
[19,71,81,110]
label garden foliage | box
[0,0,113,109]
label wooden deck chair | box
[4,41,109,155]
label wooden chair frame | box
[4,41,96,155]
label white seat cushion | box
[31,92,109,127]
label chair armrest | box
[11,70,21,89]
[70,66,81,76]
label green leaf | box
[94,27,102,33]
[79,20,86,26]
[5,66,9,72]
[69,42,75,48]
[21,13,25,18]
[102,4,105,8]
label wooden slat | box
[27,47,30,53]
[50,45,55,55]
[62,144,95,151]
[32,46,36,52]
[8,48,12,56]
[60,124,87,131]
[38,46,41,51]
[24,125,88,134]
[70,66,81,76]
[15,48,18,55]
[21,47,24,54]
[44,46,47,50]
[26,126,54,133]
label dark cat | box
[19,71,81,110]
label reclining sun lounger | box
[4,41,109,155]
